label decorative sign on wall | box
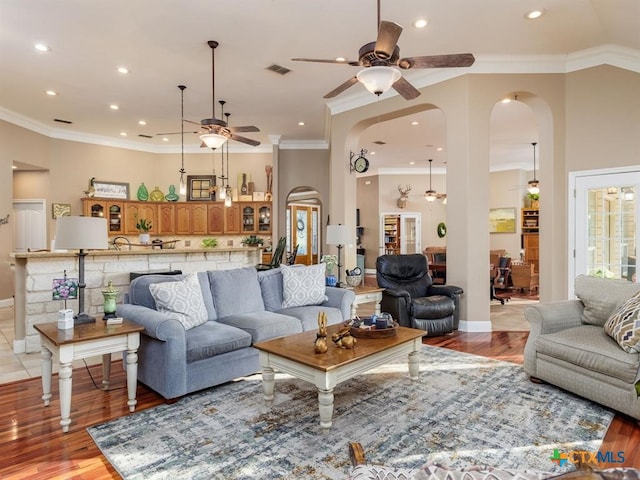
[93,181,130,199]
[52,203,71,219]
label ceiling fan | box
[292,0,474,100]
[184,40,260,148]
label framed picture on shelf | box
[93,181,129,199]
[187,175,216,201]
[489,207,517,233]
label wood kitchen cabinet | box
[241,204,257,234]
[207,204,225,234]
[124,202,157,235]
[158,204,175,235]
[224,203,241,233]
[257,203,272,234]
[522,233,539,272]
[83,199,124,235]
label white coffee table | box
[254,324,424,429]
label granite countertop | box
[12,246,262,259]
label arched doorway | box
[286,186,322,265]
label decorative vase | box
[139,233,150,244]
[101,281,119,319]
[241,173,248,195]
[137,183,149,201]
[326,274,337,287]
[165,185,179,202]
[149,186,164,202]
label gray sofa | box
[524,274,640,420]
[118,266,355,400]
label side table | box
[34,320,144,433]
[350,285,384,318]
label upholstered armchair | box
[376,254,463,336]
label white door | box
[400,214,421,254]
[379,213,422,255]
[13,200,47,252]
[572,169,640,285]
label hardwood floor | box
[1,332,638,479]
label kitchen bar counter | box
[12,247,262,353]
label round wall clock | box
[354,156,369,173]
[437,222,447,238]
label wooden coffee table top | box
[254,324,424,372]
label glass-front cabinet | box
[83,200,124,235]
[258,203,271,234]
[242,204,256,233]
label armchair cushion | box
[575,274,640,326]
[604,290,640,353]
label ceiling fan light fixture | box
[424,190,438,202]
[527,180,540,195]
[200,132,227,149]
[356,66,401,96]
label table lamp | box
[326,224,350,288]
[55,216,108,324]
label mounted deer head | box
[397,184,412,209]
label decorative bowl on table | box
[345,274,362,288]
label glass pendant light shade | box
[218,185,226,200]
[424,190,438,202]
[179,173,187,195]
[356,66,401,96]
[224,187,232,207]
[527,181,540,195]
[200,132,227,149]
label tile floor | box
[0,305,102,385]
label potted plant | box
[135,216,152,244]
[527,192,540,209]
[242,235,264,247]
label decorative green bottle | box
[137,182,149,201]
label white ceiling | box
[2,0,639,173]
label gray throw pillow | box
[209,267,265,318]
[575,274,640,326]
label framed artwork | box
[187,175,216,201]
[489,207,517,233]
[52,203,71,219]
[93,180,129,199]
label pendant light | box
[178,85,187,196]
[217,104,229,201]
[424,159,438,202]
[223,112,233,207]
[527,142,540,195]
[199,41,228,150]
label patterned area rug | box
[88,346,614,480]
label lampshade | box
[55,216,108,250]
[356,66,401,96]
[527,180,540,195]
[326,224,350,245]
[200,132,227,149]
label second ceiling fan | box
[185,40,261,148]
[293,0,474,100]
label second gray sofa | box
[118,266,355,400]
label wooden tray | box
[349,321,399,339]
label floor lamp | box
[326,224,350,288]
[55,216,108,324]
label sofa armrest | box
[117,304,187,344]
[523,300,584,377]
[323,286,356,320]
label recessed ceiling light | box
[525,9,544,19]
[109,104,119,110]
[138,120,147,125]
[298,121,305,126]
[365,180,371,185]
[120,132,127,136]
[370,151,376,155]
[162,137,169,142]
[34,43,50,52]
[117,66,129,74]
[436,147,444,151]
[411,121,419,126]
[413,18,428,28]
[45,90,57,96]
[409,161,415,165]
[12,165,17,170]
[335,57,346,62]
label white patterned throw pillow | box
[604,290,640,353]
[149,273,208,330]
[281,264,328,309]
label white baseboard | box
[458,320,492,333]
[0,297,14,308]
[13,338,25,354]
[364,268,376,275]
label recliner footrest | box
[412,295,455,319]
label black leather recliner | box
[376,254,463,336]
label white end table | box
[34,319,144,433]
[350,285,384,318]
